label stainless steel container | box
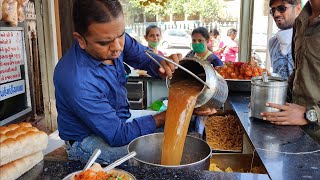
[250,76,288,119]
[127,133,212,170]
[169,57,228,109]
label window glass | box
[122,0,241,58]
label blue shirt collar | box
[74,40,111,67]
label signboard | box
[0,80,26,101]
[0,31,24,83]
[0,25,31,125]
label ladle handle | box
[144,50,210,88]
[103,151,137,172]
[262,71,268,82]
[83,149,101,171]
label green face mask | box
[192,43,206,53]
[148,41,160,48]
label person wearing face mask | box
[269,0,302,79]
[144,25,164,56]
[208,29,220,52]
[185,27,223,67]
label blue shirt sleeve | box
[123,34,161,78]
[71,85,157,147]
[208,54,223,67]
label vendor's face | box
[145,28,161,43]
[310,0,320,11]
[74,16,125,61]
[270,0,301,30]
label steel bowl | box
[62,168,136,180]
[127,133,212,170]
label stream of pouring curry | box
[161,79,203,165]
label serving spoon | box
[103,151,137,172]
[83,149,101,171]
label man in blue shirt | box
[54,0,215,163]
[268,0,302,79]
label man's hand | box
[158,53,182,78]
[193,107,217,116]
[153,111,166,128]
[261,103,308,125]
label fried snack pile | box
[215,62,268,79]
[205,115,243,151]
[73,163,131,180]
[210,163,266,174]
[209,163,233,172]
[250,166,267,174]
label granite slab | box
[228,93,320,180]
[18,160,270,180]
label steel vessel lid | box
[251,76,288,87]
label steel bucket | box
[169,57,228,109]
[127,133,211,170]
[250,76,288,119]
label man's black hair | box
[192,27,210,40]
[73,0,123,35]
[269,0,301,7]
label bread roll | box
[0,123,48,166]
[0,151,43,180]
[0,0,4,20]
[1,0,18,27]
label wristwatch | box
[305,107,318,123]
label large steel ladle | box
[144,50,210,89]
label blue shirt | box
[54,34,160,147]
[269,36,294,79]
[185,50,223,67]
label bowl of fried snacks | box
[63,163,135,180]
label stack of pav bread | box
[0,122,48,180]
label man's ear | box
[73,32,86,49]
[296,4,302,14]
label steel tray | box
[225,79,251,92]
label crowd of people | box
[142,24,239,63]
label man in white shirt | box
[268,0,302,79]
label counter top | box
[19,160,270,180]
[17,92,319,180]
[228,93,320,180]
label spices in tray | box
[205,115,243,151]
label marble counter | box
[17,92,320,180]
[228,93,320,180]
[18,160,270,180]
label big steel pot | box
[127,133,212,170]
[168,57,228,109]
[250,76,288,119]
